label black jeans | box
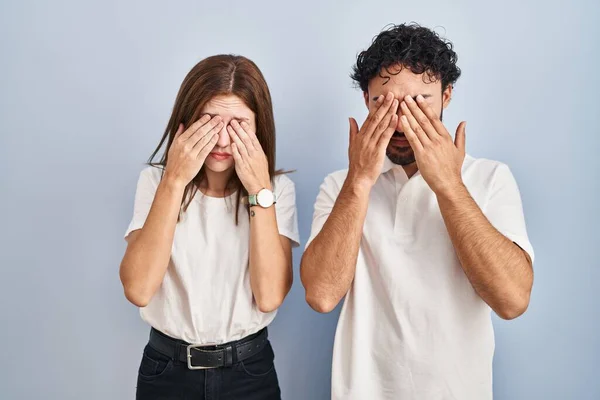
[136,332,281,400]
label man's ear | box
[363,91,370,110]
[442,85,453,109]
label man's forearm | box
[436,184,533,319]
[300,176,371,313]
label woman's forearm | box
[248,205,293,313]
[120,175,184,307]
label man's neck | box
[402,162,419,179]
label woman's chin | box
[204,159,235,173]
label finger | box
[189,120,224,146]
[194,132,219,159]
[378,114,398,149]
[231,142,243,164]
[240,121,261,149]
[231,120,255,151]
[373,99,399,141]
[455,121,466,154]
[186,115,222,142]
[402,106,431,147]
[416,95,447,136]
[191,125,218,152]
[181,114,212,140]
[349,117,359,143]
[370,94,385,111]
[400,115,424,153]
[174,123,185,138]
[364,92,395,138]
[402,96,438,141]
[227,125,248,156]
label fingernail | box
[404,95,413,103]
[416,95,424,102]
[386,92,393,100]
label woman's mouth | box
[210,152,232,161]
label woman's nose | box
[217,124,230,148]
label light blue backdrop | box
[1,0,598,399]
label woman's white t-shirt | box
[125,166,300,345]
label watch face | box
[256,189,274,207]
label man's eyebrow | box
[371,94,433,102]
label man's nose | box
[395,105,405,129]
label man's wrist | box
[344,172,374,198]
[434,179,468,203]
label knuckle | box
[418,116,429,126]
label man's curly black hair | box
[351,23,461,92]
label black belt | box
[148,327,268,370]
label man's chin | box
[386,146,415,166]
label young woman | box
[120,54,299,400]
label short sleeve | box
[483,164,534,263]
[273,175,300,248]
[305,173,342,250]
[124,167,162,239]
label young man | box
[301,24,534,400]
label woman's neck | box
[199,168,236,197]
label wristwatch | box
[248,188,276,208]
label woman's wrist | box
[246,178,272,195]
[161,172,187,195]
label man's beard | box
[387,107,444,166]
[386,145,416,166]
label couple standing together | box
[120,23,534,400]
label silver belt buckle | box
[186,344,216,370]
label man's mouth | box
[390,131,410,147]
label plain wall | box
[1,0,598,399]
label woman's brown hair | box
[148,54,280,223]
